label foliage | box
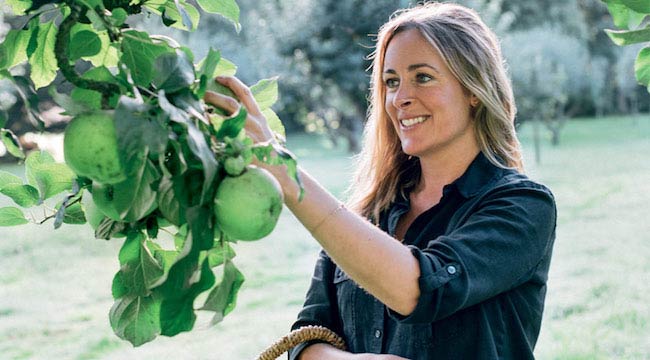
[265,0,414,151]
[0,0,300,347]
[603,0,650,92]
[502,26,592,144]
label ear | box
[470,95,479,107]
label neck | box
[413,142,480,199]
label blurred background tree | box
[1,0,648,159]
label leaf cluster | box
[603,0,650,92]
[0,0,300,347]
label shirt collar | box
[452,151,503,198]
[392,152,504,207]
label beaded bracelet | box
[310,203,346,234]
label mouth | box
[400,115,429,128]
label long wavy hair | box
[347,2,523,223]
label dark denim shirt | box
[288,153,557,360]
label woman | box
[205,2,556,359]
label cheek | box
[384,96,397,120]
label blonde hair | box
[347,2,523,223]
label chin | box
[400,145,421,158]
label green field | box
[1,115,648,359]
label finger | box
[204,90,240,116]
[215,76,263,116]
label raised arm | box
[204,76,421,316]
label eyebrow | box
[383,63,441,75]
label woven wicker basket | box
[256,325,345,360]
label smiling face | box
[383,28,478,160]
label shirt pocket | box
[332,267,357,341]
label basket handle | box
[256,325,346,360]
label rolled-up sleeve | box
[288,250,342,360]
[389,181,556,324]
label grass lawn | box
[0,115,648,359]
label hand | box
[203,76,276,145]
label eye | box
[384,78,399,89]
[415,73,433,84]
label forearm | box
[267,164,420,315]
[297,343,355,360]
[298,343,409,360]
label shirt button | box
[374,329,382,338]
[447,265,457,275]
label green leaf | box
[114,96,169,173]
[109,8,128,26]
[153,50,196,93]
[26,0,64,13]
[159,258,215,336]
[120,30,171,87]
[621,0,650,14]
[201,260,245,325]
[69,30,102,61]
[169,88,205,120]
[5,0,32,14]
[635,46,650,91]
[0,184,40,208]
[0,170,40,207]
[92,158,160,222]
[186,205,215,251]
[60,201,86,224]
[152,247,180,275]
[159,92,217,204]
[207,241,236,268]
[25,151,75,201]
[196,48,221,98]
[251,77,279,110]
[605,0,647,30]
[0,206,29,226]
[115,232,165,296]
[196,0,241,32]
[215,107,247,139]
[150,226,199,296]
[27,19,58,89]
[145,0,200,31]
[1,128,25,159]
[156,175,185,226]
[0,170,22,187]
[252,144,303,200]
[263,108,286,139]
[215,57,237,77]
[85,31,120,68]
[95,217,127,240]
[159,294,196,336]
[605,27,650,46]
[151,205,214,295]
[0,29,30,70]
[109,294,161,347]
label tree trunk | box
[533,118,541,165]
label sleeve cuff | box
[388,245,462,324]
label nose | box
[392,84,414,109]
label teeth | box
[401,116,428,127]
